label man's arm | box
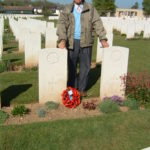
[92,7,109,48]
[57,8,68,49]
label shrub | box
[104,95,123,106]
[82,101,97,110]
[123,98,139,110]
[0,60,14,73]
[144,103,150,109]
[45,101,59,111]
[11,105,29,116]
[0,110,8,124]
[0,61,7,73]
[121,71,150,105]
[23,67,38,72]
[99,100,121,114]
[37,108,46,118]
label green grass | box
[0,110,150,150]
[0,71,38,106]
[2,19,23,66]
[3,19,18,53]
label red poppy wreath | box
[62,87,80,108]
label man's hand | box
[100,40,109,48]
[58,40,66,49]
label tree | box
[131,2,139,9]
[93,0,116,16]
[143,0,150,16]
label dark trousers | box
[67,39,92,92]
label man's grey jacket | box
[57,2,107,49]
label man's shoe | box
[80,91,87,97]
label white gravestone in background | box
[25,31,41,68]
[100,46,129,100]
[126,21,135,39]
[45,28,57,48]
[19,28,29,52]
[96,33,113,63]
[143,22,150,39]
[0,35,2,61]
[39,48,67,104]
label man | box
[57,0,109,97]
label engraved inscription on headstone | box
[47,52,59,64]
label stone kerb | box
[100,46,129,100]
[39,48,67,104]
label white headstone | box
[143,22,150,39]
[45,28,57,48]
[25,31,41,68]
[126,21,135,39]
[0,19,3,60]
[19,28,29,52]
[0,35,2,61]
[100,46,129,100]
[39,48,67,104]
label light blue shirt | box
[73,5,83,40]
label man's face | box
[74,0,82,5]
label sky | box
[48,0,143,9]
[115,0,143,9]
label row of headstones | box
[96,16,150,63]
[0,18,4,61]
[0,14,43,19]
[9,18,57,67]
[101,17,150,39]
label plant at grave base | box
[23,66,38,72]
[99,100,121,114]
[121,71,150,105]
[0,60,7,73]
[144,103,150,109]
[0,110,8,124]
[11,105,29,116]
[82,101,97,111]
[122,97,139,110]
[103,95,123,106]
[45,101,59,111]
[37,108,46,118]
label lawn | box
[0,109,150,150]
[0,71,38,106]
